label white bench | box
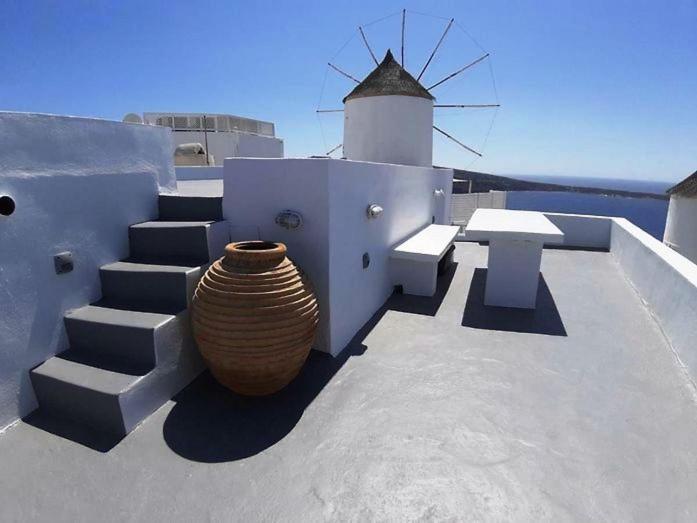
[390,224,461,296]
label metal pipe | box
[328,62,361,84]
[359,26,379,66]
[416,18,454,81]
[433,125,482,157]
[434,104,500,108]
[401,9,406,66]
[326,143,343,156]
[427,53,489,91]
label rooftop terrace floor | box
[2,243,696,521]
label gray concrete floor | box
[2,243,697,522]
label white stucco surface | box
[223,158,452,355]
[611,218,697,385]
[0,112,176,192]
[663,194,697,264]
[465,209,565,244]
[542,212,612,249]
[0,112,173,430]
[327,161,453,353]
[343,95,433,167]
[171,130,283,166]
[391,225,459,262]
[175,166,224,181]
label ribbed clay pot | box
[191,241,319,396]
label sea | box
[505,175,672,240]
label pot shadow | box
[162,310,381,463]
[461,268,567,336]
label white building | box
[126,112,284,166]
[663,170,697,264]
[343,50,434,167]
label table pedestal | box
[484,239,543,309]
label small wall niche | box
[0,196,15,216]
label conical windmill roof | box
[667,170,697,197]
[343,50,435,103]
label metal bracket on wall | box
[275,210,303,230]
[54,252,73,275]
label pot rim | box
[224,241,287,263]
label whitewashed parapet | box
[610,218,697,382]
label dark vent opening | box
[0,196,15,216]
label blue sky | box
[1,0,695,182]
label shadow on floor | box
[26,264,456,456]
[162,307,386,463]
[461,268,567,336]
[387,262,457,317]
[23,411,122,453]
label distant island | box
[449,169,668,201]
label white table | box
[465,209,564,308]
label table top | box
[392,224,460,261]
[464,209,565,244]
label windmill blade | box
[328,62,360,83]
[434,104,500,108]
[427,53,489,91]
[433,125,482,157]
[401,9,406,66]
[316,109,345,113]
[416,18,454,81]
[358,26,379,66]
[326,143,343,156]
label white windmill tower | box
[343,49,435,167]
[663,171,697,264]
[318,9,499,167]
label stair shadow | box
[461,268,567,336]
[162,311,381,463]
[23,411,123,453]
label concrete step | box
[30,357,142,436]
[32,309,204,438]
[158,194,223,221]
[128,220,228,264]
[100,261,202,313]
[64,305,176,372]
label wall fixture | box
[362,252,371,269]
[54,252,73,275]
[0,195,15,216]
[434,188,445,197]
[275,210,303,230]
[366,204,383,219]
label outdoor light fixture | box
[366,203,383,219]
[275,210,303,230]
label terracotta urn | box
[191,241,319,396]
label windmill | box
[316,9,499,167]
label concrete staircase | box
[30,193,228,440]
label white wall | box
[663,195,697,264]
[223,158,452,355]
[327,162,452,353]
[343,95,433,167]
[171,130,283,166]
[452,191,507,226]
[611,218,697,384]
[223,159,331,351]
[0,112,173,430]
[542,212,612,249]
[175,166,224,181]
